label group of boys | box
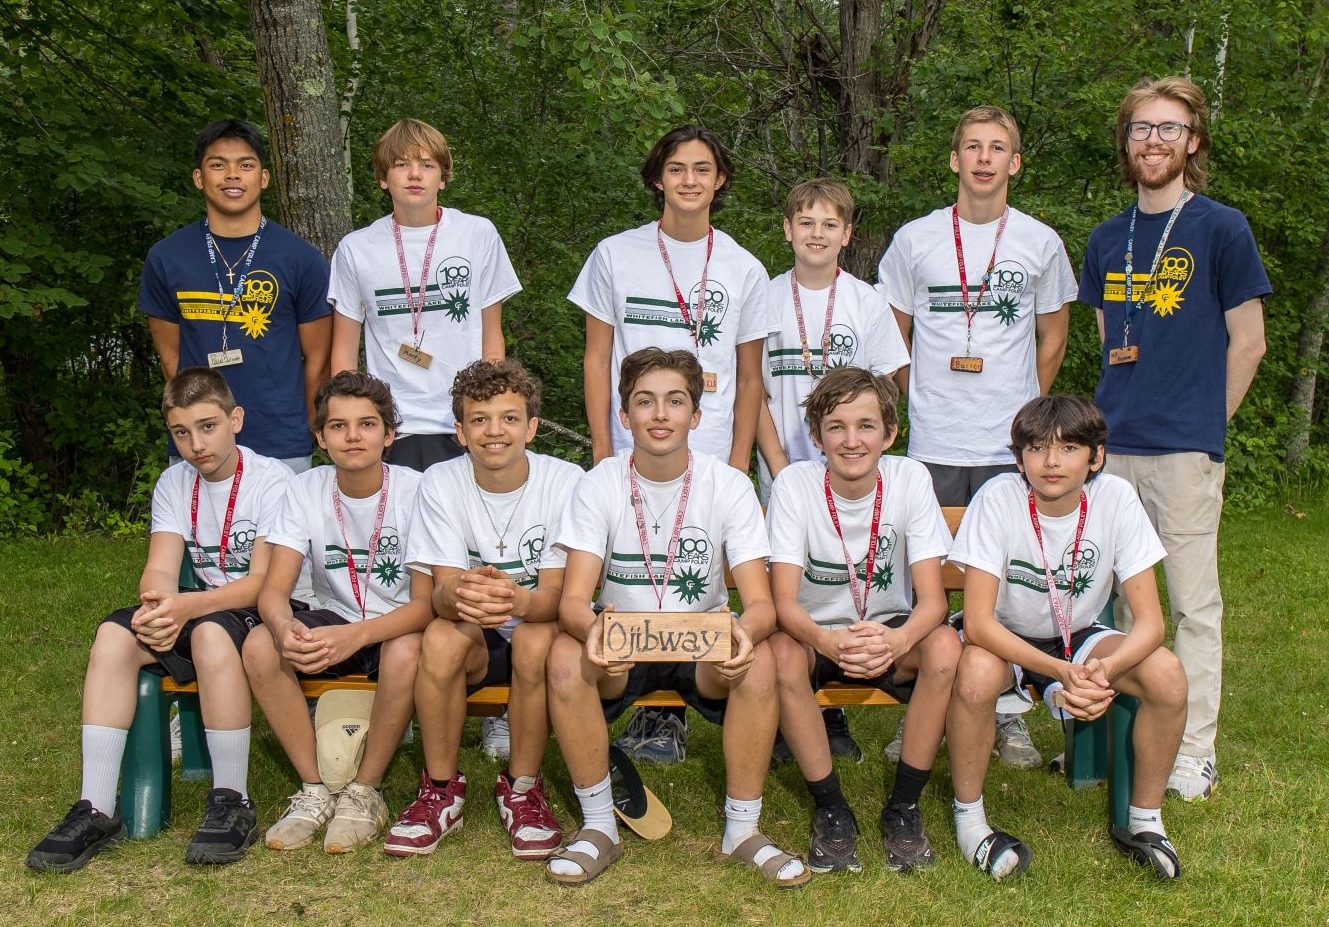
[27,71,1268,889]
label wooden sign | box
[602,610,732,663]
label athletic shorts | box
[1014,622,1124,695]
[810,613,915,703]
[922,461,1019,507]
[466,628,512,695]
[388,433,464,472]
[600,662,728,726]
[101,605,262,685]
[292,609,382,679]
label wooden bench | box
[119,506,1135,838]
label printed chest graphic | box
[623,280,731,347]
[926,259,1031,325]
[609,526,715,604]
[769,323,861,377]
[189,518,259,574]
[1104,246,1195,318]
[1006,539,1101,599]
[324,524,406,588]
[374,255,475,324]
[177,269,280,341]
[805,525,899,592]
[467,523,545,589]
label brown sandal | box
[718,832,812,889]
[545,828,624,885]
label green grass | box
[2,505,1328,926]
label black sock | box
[806,771,847,810]
[430,776,454,789]
[888,761,931,808]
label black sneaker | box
[879,801,936,872]
[771,731,793,764]
[823,708,863,763]
[808,805,861,873]
[185,788,258,865]
[26,800,127,873]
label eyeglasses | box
[1126,121,1192,142]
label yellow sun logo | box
[1147,282,1184,317]
[236,303,272,338]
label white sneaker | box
[324,781,389,853]
[482,712,511,761]
[883,721,904,763]
[994,715,1043,769]
[265,783,336,850]
[1167,753,1216,802]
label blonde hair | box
[372,119,454,184]
[1116,76,1210,192]
[951,105,1022,155]
[784,178,855,224]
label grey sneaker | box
[265,783,335,851]
[994,715,1043,769]
[482,712,511,761]
[1166,753,1216,802]
[324,781,389,853]
[614,707,687,764]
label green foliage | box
[0,430,43,536]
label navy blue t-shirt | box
[1078,194,1271,461]
[139,219,331,459]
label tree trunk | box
[339,0,362,203]
[250,0,352,259]
[1287,218,1329,467]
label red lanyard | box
[628,453,694,609]
[951,205,1009,354]
[791,268,840,378]
[824,468,884,621]
[656,222,714,350]
[1027,489,1088,659]
[331,464,391,621]
[391,207,442,348]
[190,449,244,582]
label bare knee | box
[769,631,810,686]
[90,620,141,664]
[1136,648,1188,711]
[189,621,242,675]
[510,622,557,683]
[735,641,776,697]
[952,646,1008,708]
[545,632,589,699]
[242,623,279,677]
[419,620,470,681]
[381,631,421,677]
[917,625,961,683]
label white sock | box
[953,795,1021,879]
[547,774,618,877]
[205,727,251,799]
[511,774,537,794]
[1127,805,1165,838]
[722,796,805,882]
[80,725,128,816]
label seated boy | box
[27,367,293,871]
[767,366,957,873]
[543,347,808,887]
[384,359,581,859]
[246,371,433,853]
[947,395,1188,880]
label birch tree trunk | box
[1287,218,1329,467]
[250,0,352,259]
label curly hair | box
[450,359,542,424]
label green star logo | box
[1070,572,1092,598]
[697,314,721,347]
[991,294,1020,325]
[372,556,404,587]
[442,290,469,322]
[870,559,894,592]
[669,565,708,604]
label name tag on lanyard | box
[1108,345,1139,366]
[398,343,434,368]
[208,349,244,368]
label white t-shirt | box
[876,206,1078,465]
[568,222,770,460]
[948,473,1166,639]
[767,457,951,628]
[266,464,423,622]
[763,268,911,467]
[406,451,583,637]
[151,447,293,588]
[554,450,769,612]
[328,209,522,436]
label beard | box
[1130,146,1187,191]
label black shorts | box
[293,609,382,679]
[601,662,728,726]
[1015,623,1122,695]
[388,433,464,471]
[465,628,513,694]
[101,605,262,685]
[922,461,1019,507]
[810,613,915,704]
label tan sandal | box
[545,828,624,885]
[718,832,812,889]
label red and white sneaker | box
[495,771,562,860]
[383,770,465,857]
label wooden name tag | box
[949,355,984,373]
[602,610,732,663]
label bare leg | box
[895,625,960,771]
[508,622,558,778]
[698,643,778,801]
[191,622,252,730]
[415,620,488,781]
[769,632,831,781]
[83,623,156,728]
[355,632,422,787]
[546,632,624,788]
[947,645,1012,804]
[243,624,318,783]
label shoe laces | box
[200,795,244,830]
[622,709,653,741]
[50,803,99,839]
[816,805,859,841]
[997,716,1032,741]
[283,788,329,819]
[505,783,556,831]
[823,709,851,738]
[398,782,454,825]
[1173,754,1211,777]
[337,784,380,818]
[640,714,686,750]
[883,802,923,835]
[485,714,510,738]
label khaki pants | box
[1106,452,1224,758]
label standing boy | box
[139,119,332,470]
[385,359,581,859]
[246,371,433,854]
[329,118,522,471]
[876,105,1078,767]
[946,395,1189,881]
[571,125,770,761]
[544,348,808,888]
[27,368,293,871]
[767,367,957,873]
[1078,77,1269,801]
